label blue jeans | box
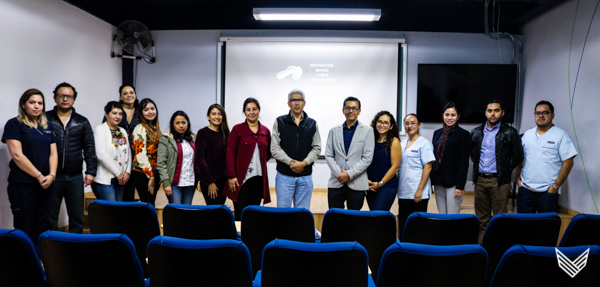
[275,173,314,209]
[517,186,559,213]
[91,179,125,201]
[167,185,196,205]
[366,185,397,211]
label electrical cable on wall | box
[567,0,599,214]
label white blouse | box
[177,139,195,187]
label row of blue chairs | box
[86,200,600,283]
[2,229,599,287]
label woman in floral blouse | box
[92,101,131,201]
[131,98,162,206]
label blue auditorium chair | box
[146,236,253,286]
[39,231,146,287]
[377,242,487,287]
[253,239,375,287]
[482,212,561,287]
[320,208,397,277]
[0,229,47,287]
[490,244,600,287]
[401,212,480,245]
[558,213,600,247]
[162,204,237,240]
[240,206,315,276]
[88,199,160,277]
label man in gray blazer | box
[325,97,375,210]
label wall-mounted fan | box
[111,20,155,63]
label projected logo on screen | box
[276,66,303,80]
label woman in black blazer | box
[431,102,471,214]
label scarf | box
[433,124,457,172]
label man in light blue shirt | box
[471,99,523,235]
[516,101,577,213]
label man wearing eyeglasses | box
[516,100,577,213]
[46,82,97,233]
[271,89,321,210]
[325,96,374,210]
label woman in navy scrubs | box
[2,88,58,255]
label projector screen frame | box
[216,37,408,147]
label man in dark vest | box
[271,89,321,210]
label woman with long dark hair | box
[366,111,402,211]
[195,104,229,205]
[431,102,471,214]
[225,98,272,220]
[131,98,162,205]
[157,111,197,204]
[2,89,57,254]
[397,113,435,236]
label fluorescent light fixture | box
[253,8,381,21]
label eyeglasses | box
[376,120,390,127]
[344,106,359,112]
[534,111,551,117]
[57,94,75,100]
[289,99,305,103]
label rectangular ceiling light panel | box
[253,8,381,21]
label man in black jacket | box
[470,99,523,235]
[271,89,321,209]
[46,82,97,233]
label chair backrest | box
[39,231,145,287]
[401,212,480,245]
[558,213,600,247]
[377,242,487,287]
[258,239,371,287]
[88,199,160,277]
[490,244,600,287]
[162,204,237,240]
[0,229,46,287]
[482,212,561,287]
[240,206,315,276]
[147,236,253,287]
[320,208,397,277]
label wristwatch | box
[552,184,559,190]
[379,181,386,188]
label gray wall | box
[0,0,122,228]
[521,0,600,214]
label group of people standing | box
[2,84,577,252]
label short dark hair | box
[53,82,77,99]
[487,99,503,110]
[535,100,554,114]
[243,97,261,113]
[343,97,361,109]
[404,113,421,124]
[104,101,124,115]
